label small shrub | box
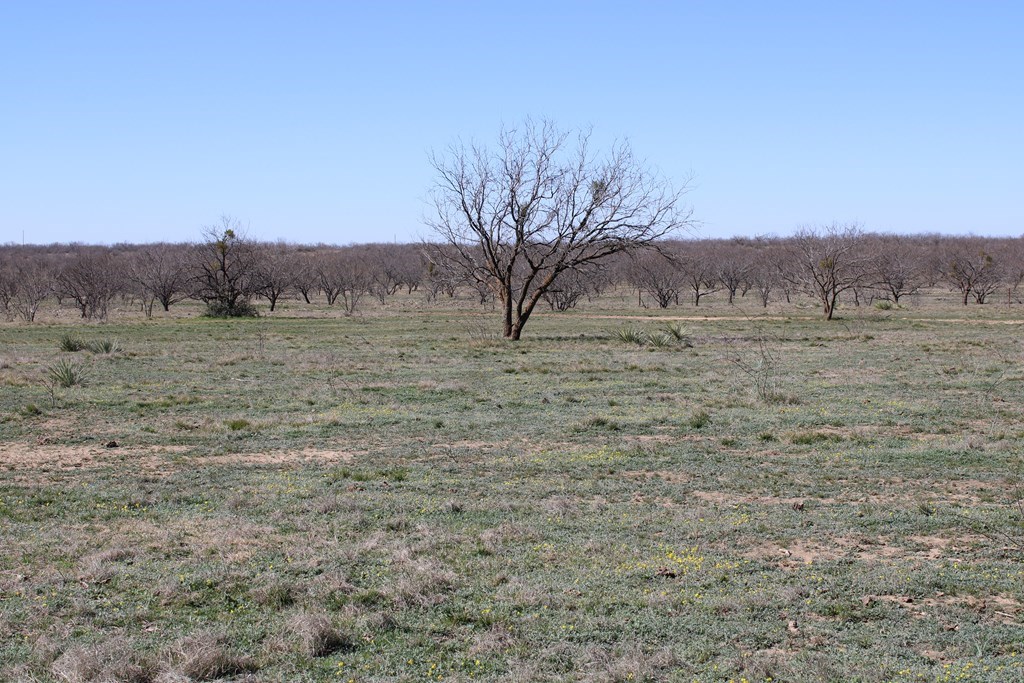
[225,418,251,431]
[379,467,409,482]
[59,333,85,352]
[616,326,648,345]
[789,431,843,445]
[204,300,259,318]
[584,415,621,431]
[46,359,88,388]
[19,403,42,417]
[689,410,711,429]
[874,300,894,310]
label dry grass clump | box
[161,631,255,681]
[51,639,156,683]
[79,547,134,584]
[249,574,299,609]
[389,554,456,607]
[284,612,351,657]
[580,645,678,683]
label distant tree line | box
[1,222,1023,323]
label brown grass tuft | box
[162,631,255,681]
[51,639,156,683]
[285,612,351,657]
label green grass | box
[1,291,1023,682]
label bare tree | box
[785,224,869,320]
[423,247,463,301]
[391,244,426,294]
[942,238,1003,305]
[335,249,371,315]
[190,216,260,317]
[253,242,297,312]
[714,241,753,304]
[541,268,589,311]
[316,248,370,315]
[627,250,682,308]
[0,256,15,320]
[291,250,320,304]
[869,234,922,304]
[128,244,189,315]
[10,258,53,322]
[56,248,122,320]
[744,238,784,308]
[425,119,692,340]
[315,250,345,305]
[680,245,720,306]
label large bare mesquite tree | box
[942,239,1004,305]
[425,120,693,340]
[56,248,123,320]
[786,223,869,320]
[191,216,261,317]
[128,244,189,315]
[628,249,683,308]
[868,234,922,304]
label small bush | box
[19,403,42,417]
[689,410,711,429]
[225,418,251,431]
[789,431,843,445]
[59,333,85,352]
[874,300,894,310]
[204,300,259,318]
[46,359,88,388]
[585,415,621,431]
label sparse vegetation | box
[2,291,1024,682]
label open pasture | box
[1,294,1022,682]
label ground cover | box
[1,293,1022,682]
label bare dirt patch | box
[0,442,358,478]
[623,469,692,484]
[690,490,822,507]
[741,534,979,568]
[201,449,360,466]
[868,593,1021,625]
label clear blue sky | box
[2,1,1021,245]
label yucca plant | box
[649,332,675,348]
[86,339,121,354]
[46,358,88,388]
[58,333,85,352]
[616,326,648,345]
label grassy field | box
[1,293,1023,682]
